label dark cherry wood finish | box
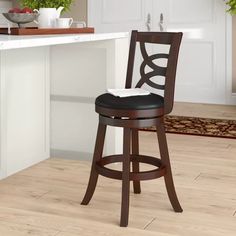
[0,27,94,35]
[81,30,183,227]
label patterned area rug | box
[142,115,236,139]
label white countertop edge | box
[0,32,129,50]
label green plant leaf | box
[225,0,236,15]
[18,0,74,12]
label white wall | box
[0,0,12,26]
[62,0,87,22]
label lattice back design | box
[125,31,183,114]
[135,42,168,90]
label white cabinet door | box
[88,0,229,104]
[0,47,50,178]
[88,0,151,32]
[153,0,227,104]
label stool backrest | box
[125,30,183,114]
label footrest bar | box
[95,154,166,181]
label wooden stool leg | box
[131,129,141,194]
[81,122,107,205]
[120,128,131,227]
[156,121,183,212]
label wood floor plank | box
[0,220,59,236]
[171,102,236,120]
[0,122,236,235]
[0,207,171,236]
[146,211,236,236]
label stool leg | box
[120,128,131,227]
[131,129,141,194]
[156,121,183,212]
[81,122,107,205]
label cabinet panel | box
[177,42,214,87]
[1,47,50,177]
[88,0,150,32]
[169,0,214,23]
[102,0,143,23]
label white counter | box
[0,32,128,50]
[0,32,129,179]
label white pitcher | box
[34,7,64,28]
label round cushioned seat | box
[95,93,164,110]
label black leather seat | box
[95,93,164,110]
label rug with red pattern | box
[142,115,236,139]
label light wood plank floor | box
[172,102,236,120]
[0,129,236,235]
[0,102,235,235]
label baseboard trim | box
[50,149,93,161]
[51,95,95,104]
[230,93,236,104]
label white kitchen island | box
[0,33,129,179]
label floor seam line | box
[35,190,51,199]
[53,231,61,236]
[194,173,202,181]
[143,217,157,230]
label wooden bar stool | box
[81,30,183,227]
